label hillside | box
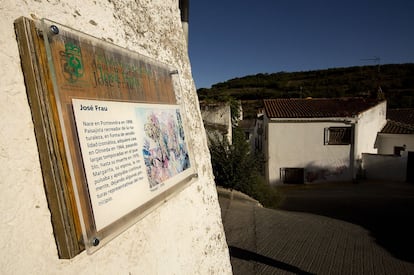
[197,64,414,119]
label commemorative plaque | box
[72,100,192,232]
[15,17,195,256]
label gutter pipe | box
[179,0,189,45]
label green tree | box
[209,127,280,208]
[209,127,256,193]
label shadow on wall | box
[304,163,351,183]
[278,163,352,185]
[362,152,408,182]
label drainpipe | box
[350,122,359,183]
[179,0,189,45]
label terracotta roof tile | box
[264,98,383,118]
[380,108,414,134]
[387,109,414,125]
[381,121,414,134]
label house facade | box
[263,98,386,185]
[370,108,414,182]
[375,109,414,155]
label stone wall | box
[0,0,231,274]
[200,102,232,144]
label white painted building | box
[372,108,414,182]
[263,98,386,185]
[375,109,414,155]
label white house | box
[262,98,387,185]
[375,109,414,155]
[370,108,414,182]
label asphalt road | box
[276,180,414,263]
[218,180,414,274]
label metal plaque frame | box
[14,17,195,257]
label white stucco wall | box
[264,101,387,185]
[0,1,232,274]
[362,153,407,181]
[355,101,387,158]
[265,120,352,185]
[376,133,414,155]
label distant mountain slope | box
[197,64,414,118]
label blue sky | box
[188,1,414,89]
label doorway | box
[407,152,414,183]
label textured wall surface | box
[355,101,387,158]
[200,103,232,143]
[0,0,232,274]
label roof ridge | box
[387,119,414,130]
[263,97,383,119]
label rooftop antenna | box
[360,56,383,99]
[360,56,381,73]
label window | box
[324,127,352,145]
[281,168,304,184]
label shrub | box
[209,127,280,208]
[249,175,281,209]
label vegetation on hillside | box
[198,63,414,118]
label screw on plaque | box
[92,238,100,246]
[50,25,59,35]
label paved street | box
[218,181,414,274]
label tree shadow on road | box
[229,246,315,275]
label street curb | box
[216,186,263,207]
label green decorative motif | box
[60,42,84,83]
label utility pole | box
[360,56,383,99]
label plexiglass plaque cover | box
[41,19,195,254]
